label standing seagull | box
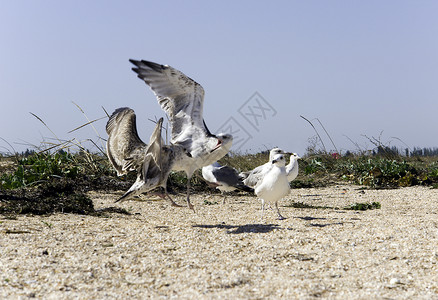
[129,59,233,210]
[106,107,184,206]
[202,162,254,203]
[286,153,301,182]
[239,148,287,188]
[255,153,290,220]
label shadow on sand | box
[294,216,351,228]
[193,223,280,234]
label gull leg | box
[275,201,286,220]
[186,180,195,211]
[147,187,184,208]
[222,192,227,204]
[260,199,265,221]
[166,193,184,208]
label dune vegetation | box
[1,144,437,215]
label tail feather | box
[114,178,144,203]
[115,189,136,203]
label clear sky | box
[1,1,437,155]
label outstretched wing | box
[129,59,210,142]
[106,107,147,176]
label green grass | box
[2,151,438,192]
[295,154,438,188]
[203,199,218,205]
[222,152,438,188]
[0,151,80,189]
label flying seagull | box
[239,148,287,188]
[286,153,301,182]
[202,162,254,203]
[254,153,290,220]
[106,107,185,206]
[129,59,233,210]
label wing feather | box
[212,165,254,193]
[106,107,147,176]
[142,118,165,182]
[212,166,240,186]
[242,163,271,188]
[129,59,206,141]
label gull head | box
[269,148,286,160]
[210,133,233,153]
[290,153,301,160]
[271,153,286,167]
[199,133,233,168]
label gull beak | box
[210,139,222,153]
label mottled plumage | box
[106,107,184,206]
[106,107,146,176]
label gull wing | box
[212,165,241,186]
[214,165,254,193]
[141,117,165,183]
[242,162,272,188]
[129,59,210,143]
[106,107,147,176]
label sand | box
[1,184,438,299]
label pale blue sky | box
[1,1,437,155]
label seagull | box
[202,162,254,203]
[129,59,233,210]
[106,107,185,206]
[286,153,301,182]
[254,153,290,220]
[239,148,287,188]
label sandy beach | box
[1,184,438,299]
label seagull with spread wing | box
[129,59,233,210]
[106,107,185,206]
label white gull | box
[286,153,301,182]
[239,148,287,188]
[254,153,290,220]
